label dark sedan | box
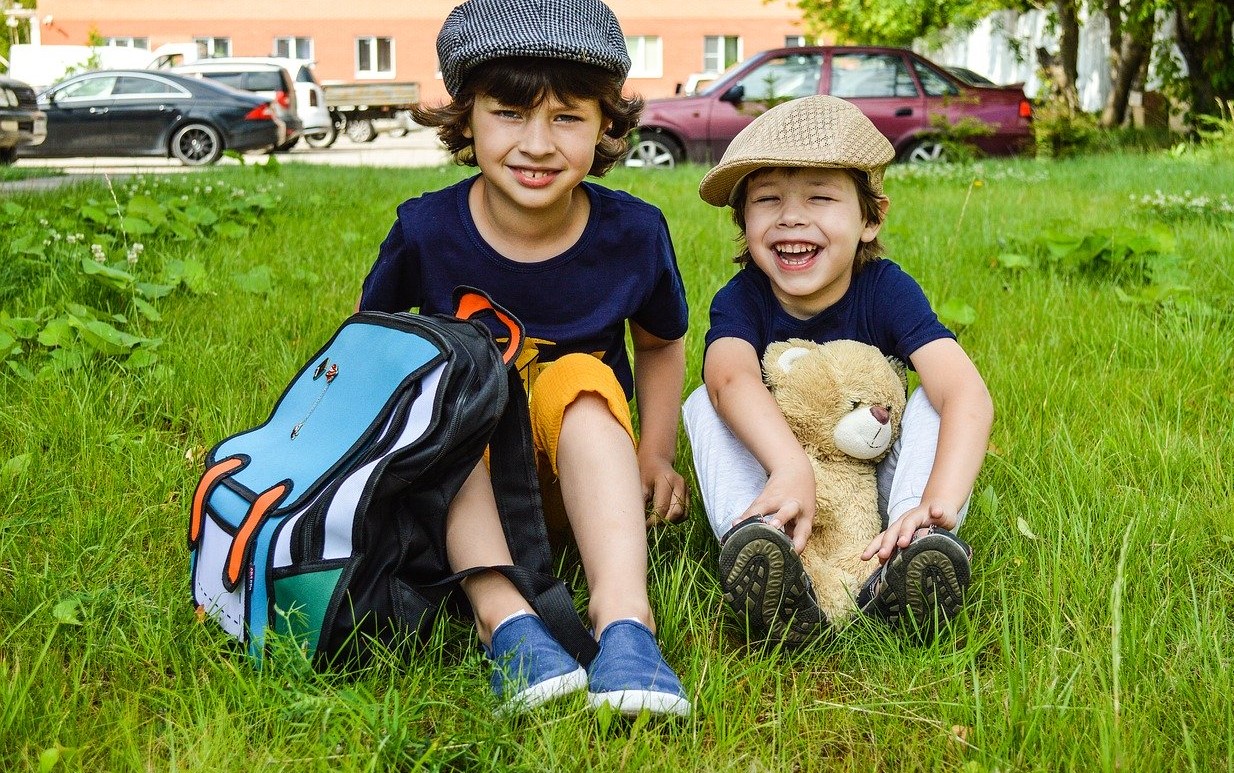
[19,69,284,166]
[628,46,1033,168]
[1,75,46,165]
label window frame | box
[193,37,231,58]
[102,36,149,50]
[624,35,663,79]
[355,36,395,79]
[274,36,314,61]
[703,35,742,74]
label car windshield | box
[696,57,755,96]
[294,66,320,85]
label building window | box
[356,37,394,78]
[625,36,662,78]
[274,37,313,60]
[194,37,231,58]
[103,37,148,49]
[784,35,809,47]
[703,36,741,74]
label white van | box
[6,42,200,91]
[173,57,331,148]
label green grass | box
[0,164,63,183]
[1,152,1232,771]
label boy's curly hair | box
[411,56,643,177]
[728,167,888,268]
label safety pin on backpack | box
[291,358,339,439]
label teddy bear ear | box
[776,347,812,373]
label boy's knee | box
[530,353,619,423]
[529,354,634,472]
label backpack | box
[187,288,598,668]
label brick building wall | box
[25,0,816,102]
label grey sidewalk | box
[1,129,451,194]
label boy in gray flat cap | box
[683,96,993,645]
[359,0,691,717]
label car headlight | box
[0,89,15,108]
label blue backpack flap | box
[188,288,598,669]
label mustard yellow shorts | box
[528,352,635,476]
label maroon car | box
[628,46,1032,167]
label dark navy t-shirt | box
[360,177,688,399]
[704,260,954,368]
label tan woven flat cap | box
[698,95,896,207]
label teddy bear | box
[762,338,908,627]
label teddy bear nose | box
[871,405,890,424]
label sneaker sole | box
[870,534,970,636]
[498,666,587,716]
[718,525,825,645]
[587,689,691,717]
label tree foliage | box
[1172,0,1234,117]
[795,0,1007,46]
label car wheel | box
[304,122,338,148]
[345,118,377,143]
[625,132,682,169]
[274,137,300,152]
[0,146,15,166]
[171,123,223,166]
[901,137,946,163]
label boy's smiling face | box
[466,92,608,217]
[741,167,887,320]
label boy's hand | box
[861,501,958,563]
[735,461,816,554]
[640,455,687,526]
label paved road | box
[3,129,451,191]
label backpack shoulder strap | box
[488,367,599,666]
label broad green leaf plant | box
[0,171,284,380]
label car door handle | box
[895,107,913,117]
[89,106,109,115]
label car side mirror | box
[720,84,744,105]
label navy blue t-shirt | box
[704,260,954,368]
[360,177,688,399]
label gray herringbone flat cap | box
[438,0,631,97]
[699,95,896,206]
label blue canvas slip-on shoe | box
[718,515,826,645]
[857,526,972,638]
[485,612,587,715]
[586,619,691,717]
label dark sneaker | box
[718,516,826,645]
[858,526,972,638]
[586,619,691,717]
[486,613,587,715]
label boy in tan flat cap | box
[683,95,993,644]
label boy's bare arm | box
[630,323,688,524]
[863,337,994,561]
[704,337,816,553]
